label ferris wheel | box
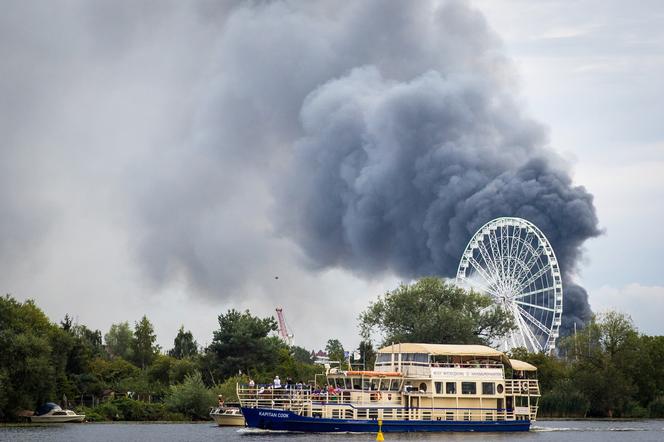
[456,217,563,353]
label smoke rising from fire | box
[0,0,601,340]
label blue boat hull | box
[241,407,530,433]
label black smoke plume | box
[119,0,599,334]
[274,28,600,334]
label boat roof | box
[377,343,527,367]
[508,359,537,371]
[378,343,504,358]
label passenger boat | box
[210,404,245,426]
[238,343,539,433]
[30,402,85,423]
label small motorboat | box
[30,402,85,423]
[210,404,245,426]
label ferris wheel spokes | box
[456,217,564,353]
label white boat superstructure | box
[237,343,540,432]
[210,405,245,426]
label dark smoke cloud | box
[0,0,600,340]
[128,0,599,332]
[272,18,600,333]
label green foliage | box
[89,356,140,389]
[358,340,377,370]
[509,348,569,394]
[563,312,640,417]
[169,326,198,359]
[325,339,345,364]
[359,277,514,346]
[538,379,589,417]
[213,374,249,403]
[169,358,198,384]
[207,309,283,380]
[0,296,61,416]
[648,396,664,418]
[132,315,159,369]
[165,371,215,419]
[82,398,186,421]
[104,322,134,360]
[623,401,648,418]
[291,346,313,364]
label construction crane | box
[275,306,294,346]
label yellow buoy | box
[376,418,385,441]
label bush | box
[212,374,249,403]
[623,401,648,418]
[76,406,105,422]
[165,371,215,420]
[84,398,188,421]
[649,396,664,418]
[95,401,120,420]
[539,380,589,417]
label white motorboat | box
[30,402,85,423]
[210,405,245,426]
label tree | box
[291,346,313,364]
[105,322,134,361]
[165,371,215,419]
[207,309,284,380]
[564,311,640,417]
[359,277,514,346]
[0,296,62,417]
[358,340,376,370]
[169,326,198,359]
[132,316,159,370]
[325,339,345,364]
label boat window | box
[482,382,495,395]
[352,378,361,390]
[345,378,352,389]
[390,379,401,391]
[461,382,476,395]
[400,353,428,363]
[419,382,427,392]
[376,353,391,363]
[446,382,456,394]
[497,384,504,394]
[435,382,443,394]
[379,379,390,391]
[362,378,371,391]
[370,379,379,391]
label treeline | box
[513,311,664,418]
[4,277,664,421]
[0,295,327,421]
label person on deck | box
[273,375,281,388]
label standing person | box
[249,378,255,388]
[217,394,224,407]
[273,375,281,388]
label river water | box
[1,420,663,442]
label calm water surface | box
[1,420,663,442]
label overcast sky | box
[2,0,663,352]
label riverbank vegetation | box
[0,295,324,422]
[3,277,664,421]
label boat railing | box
[237,385,316,410]
[504,379,540,396]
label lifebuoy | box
[521,381,529,393]
[371,391,382,401]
